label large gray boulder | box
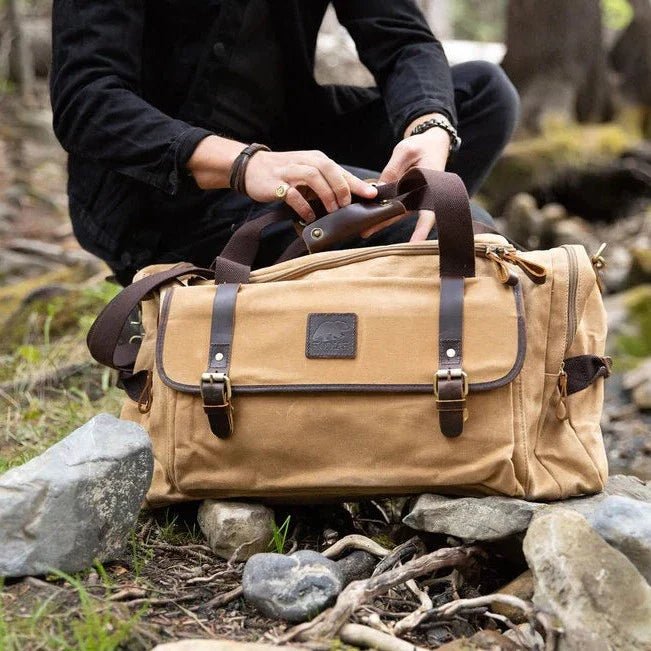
[0,414,152,577]
[403,475,651,541]
[242,550,344,622]
[197,501,275,561]
[524,509,651,650]
[589,495,651,583]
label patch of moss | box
[615,284,651,365]
[481,122,642,211]
[1,279,119,353]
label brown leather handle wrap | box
[217,168,476,277]
[303,200,406,252]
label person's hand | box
[187,136,377,223]
[362,120,452,241]
[245,150,377,222]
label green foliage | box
[615,285,651,365]
[155,512,204,546]
[268,515,292,554]
[0,571,145,651]
[53,570,144,651]
[452,0,506,42]
[129,530,154,579]
[602,0,633,30]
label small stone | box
[335,550,377,585]
[242,550,344,622]
[403,475,651,541]
[589,496,651,583]
[503,624,544,648]
[403,494,543,540]
[524,509,651,650]
[492,570,534,623]
[0,414,152,577]
[197,501,275,562]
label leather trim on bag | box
[156,283,527,396]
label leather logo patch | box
[306,313,357,359]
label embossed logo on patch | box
[306,313,357,359]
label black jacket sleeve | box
[333,0,456,140]
[50,0,212,195]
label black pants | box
[129,61,519,282]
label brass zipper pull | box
[555,362,569,421]
[503,251,547,285]
[591,242,607,293]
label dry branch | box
[339,623,428,651]
[287,545,477,642]
[322,534,392,560]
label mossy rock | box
[0,275,119,354]
[628,246,651,286]
[481,122,641,213]
[616,284,651,364]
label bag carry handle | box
[217,168,477,278]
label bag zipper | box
[561,245,579,353]
[250,241,519,284]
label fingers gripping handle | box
[302,169,475,277]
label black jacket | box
[50,0,455,269]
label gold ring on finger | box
[275,183,290,199]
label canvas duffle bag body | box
[88,169,611,507]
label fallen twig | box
[322,534,392,560]
[372,537,425,576]
[202,585,243,610]
[285,545,477,642]
[340,623,427,651]
[393,580,432,635]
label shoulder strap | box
[87,264,213,372]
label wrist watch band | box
[410,117,462,152]
[229,143,271,195]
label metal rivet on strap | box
[446,348,456,358]
[215,353,224,362]
[311,228,323,239]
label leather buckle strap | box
[434,368,468,438]
[200,372,233,440]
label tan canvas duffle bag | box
[87,169,611,507]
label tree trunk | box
[6,0,34,104]
[610,0,651,112]
[502,0,612,132]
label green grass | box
[155,512,205,546]
[268,515,292,554]
[0,571,146,651]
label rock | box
[242,550,344,622]
[503,192,544,247]
[623,359,651,410]
[197,501,275,562]
[503,624,544,647]
[524,509,651,650]
[152,641,307,651]
[403,494,543,540]
[404,475,651,541]
[589,496,651,583]
[335,550,377,585]
[492,570,534,624]
[553,216,601,251]
[0,414,152,577]
[628,247,651,286]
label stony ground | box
[0,79,650,650]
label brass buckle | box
[200,372,232,407]
[433,368,469,399]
